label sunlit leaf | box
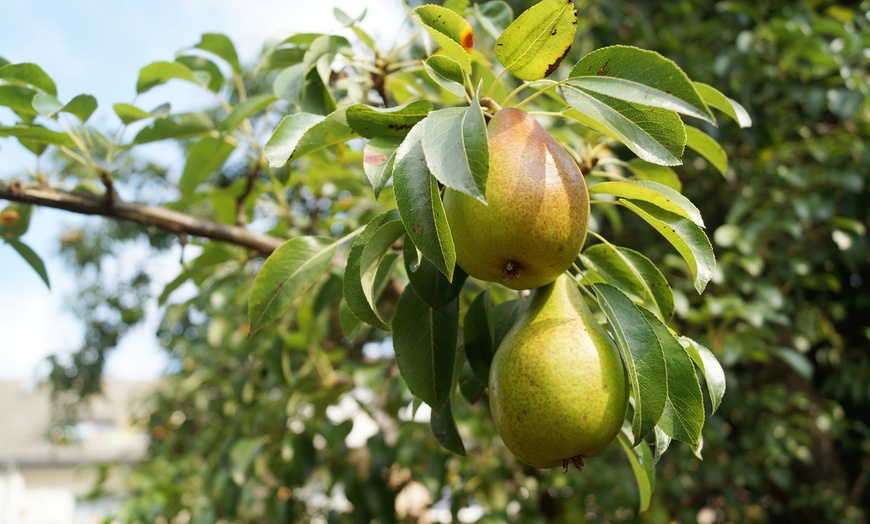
[132,112,214,144]
[423,56,467,98]
[494,0,577,80]
[569,46,715,124]
[195,33,241,74]
[0,63,57,95]
[421,102,488,202]
[346,99,432,139]
[694,82,752,128]
[686,126,727,176]
[619,200,715,293]
[590,179,704,228]
[413,5,474,73]
[559,85,686,166]
[580,243,674,322]
[680,336,726,414]
[136,61,202,94]
[62,94,98,123]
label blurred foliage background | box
[27,0,870,522]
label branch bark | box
[0,179,283,255]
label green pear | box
[488,273,629,469]
[443,108,589,290]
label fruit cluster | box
[445,108,629,470]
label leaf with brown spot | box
[495,0,577,81]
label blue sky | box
[0,1,406,380]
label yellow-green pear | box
[443,108,589,290]
[489,273,629,469]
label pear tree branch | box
[0,179,283,255]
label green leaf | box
[248,236,338,335]
[494,0,577,81]
[653,425,672,464]
[580,243,674,322]
[32,93,64,117]
[175,55,224,92]
[195,33,241,74]
[569,46,715,124]
[0,63,57,95]
[618,424,654,512]
[559,86,686,166]
[685,126,727,176]
[132,113,214,144]
[473,1,513,39]
[694,82,752,128]
[265,112,323,167]
[219,93,278,132]
[136,61,202,94]
[618,200,715,293]
[343,210,401,331]
[61,94,97,123]
[412,5,474,73]
[346,99,433,139]
[590,180,704,228]
[0,85,39,115]
[393,286,459,412]
[266,108,358,168]
[229,437,263,486]
[6,239,50,289]
[179,136,237,195]
[403,237,467,309]
[393,120,456,281]
[423,56,467,98]
[359,221,406,320]
[624,159,682,192]
[273,63,305,103]
[642,308,705,448]
[421,102,488,202]
[593,284,667,445]
[431,398,466,455]
[302,35,351,82]
[113,103,152,125]
[463,291,495,386]
[680,336,726,414]
[363,137,401,198]
[0,124,73,147]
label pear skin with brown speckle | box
[443,108,589,290]
[489,274,629,469]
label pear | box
[443,108,589,290]
[488,273,629,469]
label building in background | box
[0,380,153,524]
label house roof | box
[0,380,155,467]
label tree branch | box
[0,179,283,255]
